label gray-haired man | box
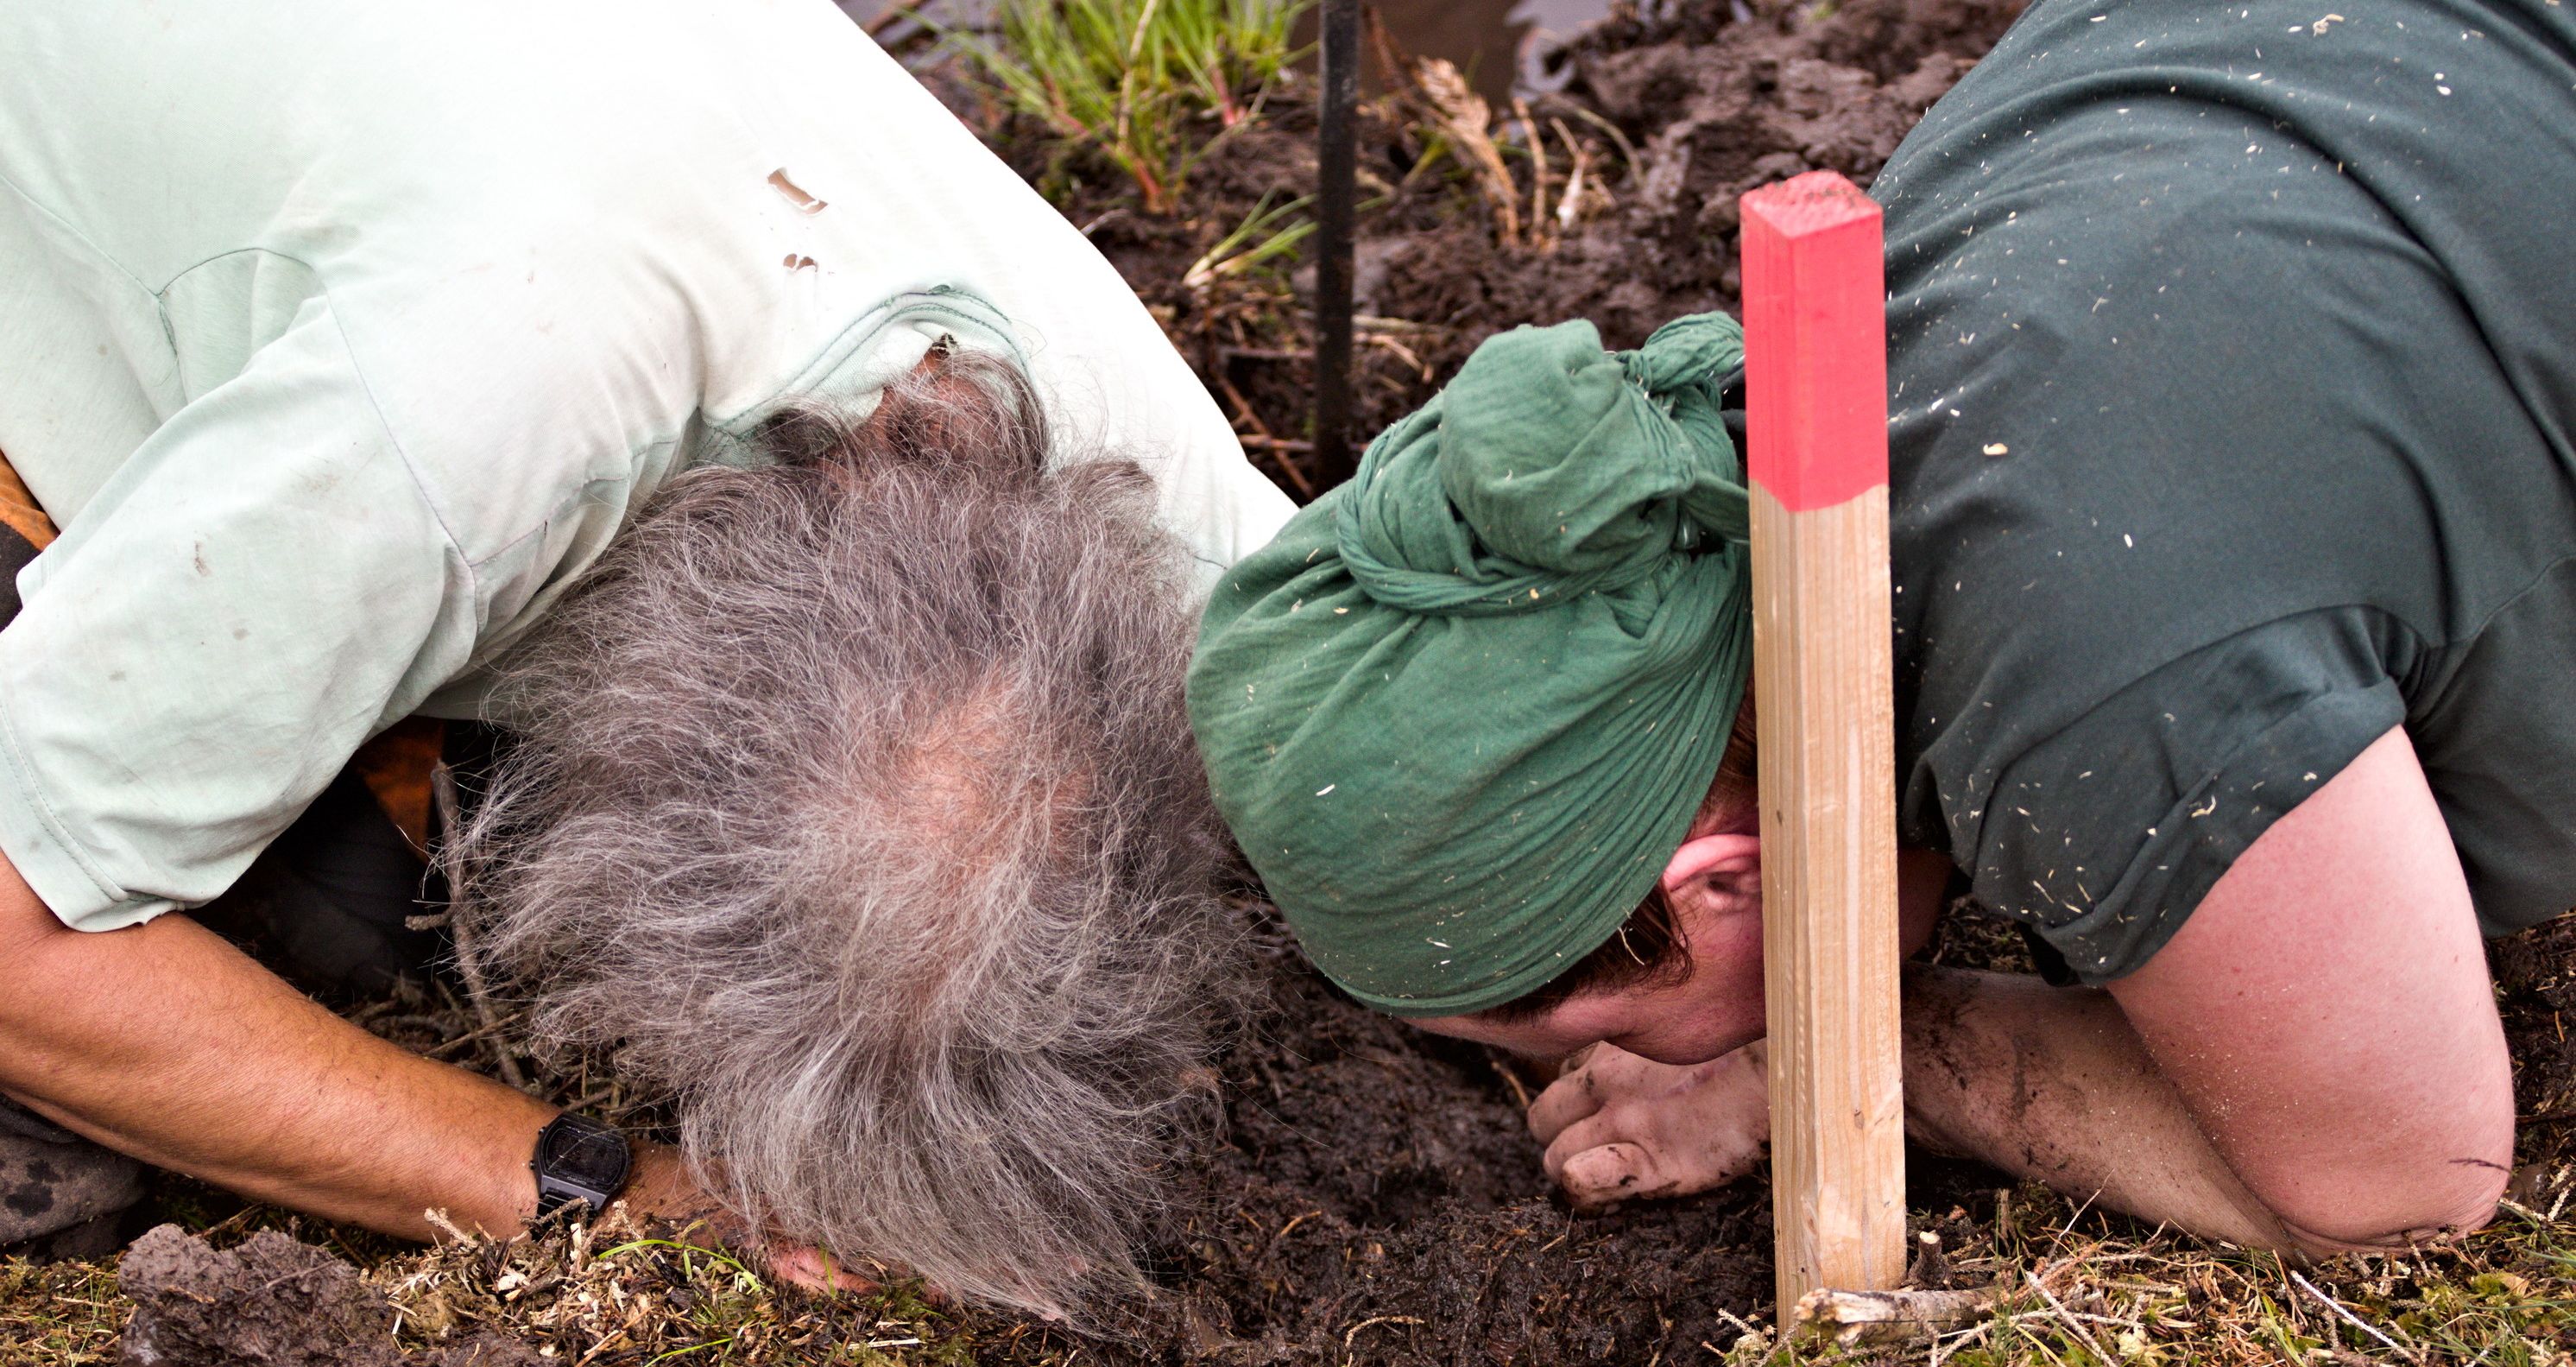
[0,0,1289,1314]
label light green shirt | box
[0,0,1295,931]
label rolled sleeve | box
[0,300,477,930]
[1931,609,2410,984]
[2024,681,2405,982]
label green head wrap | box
[1188,313,1753,1016]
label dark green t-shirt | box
[1872,0,2576,981]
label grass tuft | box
[1713,1172,2576,1365]
[372,1209,972,1364]
[939,0,1309,212]
[1182,192,1316,295]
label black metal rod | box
[1311,0,1360,481]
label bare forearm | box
[0,861,552,1239]
[1903,962,2293,1250]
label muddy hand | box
[1525,1041,1771,1210]
[619,1141,917,1297]
[761,1241,912,1296]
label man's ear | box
[1660,832,1762,917]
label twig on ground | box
[566,1084,621,1116]
[2497,1196,2554,1224]
[1908,1229,1954,1288]
[2024,1269,2115,1364]
[424,1014,525,1061]
[2056,1188,2102,1239]
[1550,117,1596,231]
[1929,1319,1992,1367]
[1215,371,1316,499]
[1365,331,1433,381]
[1793,1286,2000,1346]
[1342,1314,1422,1350]
[1553,102,1641,187]
[2289,1269,2421,1363]
[1515,98,1550,247]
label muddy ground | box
[1044,0,2025,494]
[107,905,2576,1366]
[78,1,2576,1363]
[1014,906,2017,1364]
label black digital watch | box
[530,1112,633,1222]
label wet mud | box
[2493,917,2576,1174]
[928,907,2055,1364]
[1117,916,1778,1363]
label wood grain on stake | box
[1739,169,1906,1320]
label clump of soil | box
[2494,918,2576,1173]
[117,1225,536,1367]
[944,908,2055,1365]
[1355,0,2011,362]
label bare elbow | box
[2270,1154,2511,1256]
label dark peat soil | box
[1036,0,2028,495]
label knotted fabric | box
[1188,313,1753,1016]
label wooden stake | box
[1739,169,1905,1321]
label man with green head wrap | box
[1191,311,1755,1021]
[1193,308,1802,1193]
[1196,0,2576,1262]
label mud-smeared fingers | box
[1541,1111,1625,1184]
[1527,1070,1606,1145]
[1576,1045,1673,1096]
[1560,1142,1671,1210]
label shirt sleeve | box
[0,298,478,931]
[1928,611,2407,983]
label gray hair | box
[445,352,1239,1317]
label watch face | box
[540,1120,630,1193]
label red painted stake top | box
[1739,171,1888,514]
